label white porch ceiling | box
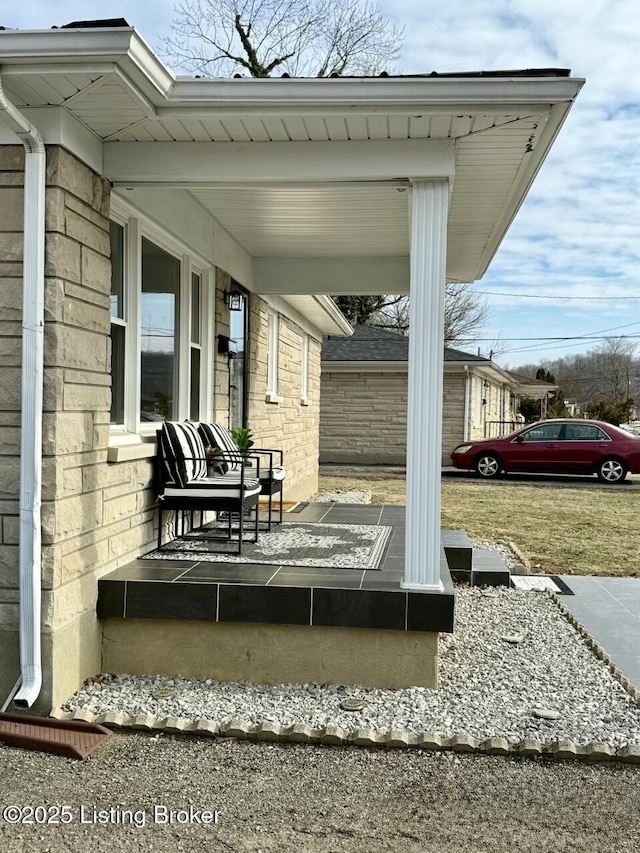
[189,184,410,256]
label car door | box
[560,423,612,472]
[504,422,566,472]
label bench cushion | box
[162,475,261,499]
[160,421,208,487]
[196,422,240,473]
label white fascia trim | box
[260,294,348,340]
[313,295,353,335]
[445,360,516,387]
[322,361,407,373]
[165,76,585,113]
[477,362,519,387]
[0,29,174,101]
[0,28,583,120]
[515,384,557,399]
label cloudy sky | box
[4,1,639,366]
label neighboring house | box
[507,370,558,421]
[0,19,582,712]
[320,326,552,465]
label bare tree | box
[370,286,488,346]
[442,284,489,346]
[162,0,403,77]
[334,286,489,347]
[514,337,639,413]
[591,338,636,404]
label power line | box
[465,319,640,357]
[459,333,640,344]
[472,289,640,301]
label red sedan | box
[451,419,640,483]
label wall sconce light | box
[224,290,244,311]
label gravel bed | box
[64,588,640,747]
[473,538,526,571]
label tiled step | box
[441,529,473,581]
[471,549,511,587]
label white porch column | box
[402,179,449,591]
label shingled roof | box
[322,325,489,363]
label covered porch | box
[0,23,583,707]
[97,502,458,689]
[96,58,582,593]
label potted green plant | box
[230,427,255,468]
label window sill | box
[107,432,158,463]
[265,392,283,405]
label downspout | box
[0,77,46,708]
[463,365,470,441]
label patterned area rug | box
[143,522,393,570]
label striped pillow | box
[160,421,208,487]
[197,422,240,473]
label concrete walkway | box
[558,575,640,690]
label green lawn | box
[441,480,639,577]
[318,474,640,577]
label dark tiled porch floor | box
[98,504,455,633]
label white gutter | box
[463,365,470,442]
[0,76,45,709]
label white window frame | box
[108,199,215,443]
[266,311,282,403]
[109,216,128,430]
[300,333,310,405]
[187,267,206,421]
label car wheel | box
[597,458,627,483]
[474,453,501,479]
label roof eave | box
[0,28,584,112]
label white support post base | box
[402,180,449,592]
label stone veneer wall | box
[0,146,164,711]
[0,146,323,709]
[442,373,467,461]
[247,298,321,501]
[319,369,467,466]
[469,376,516,440]
[319,370,408,465]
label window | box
[109,221,126,425]
[140,238,180,422]
[301,333,309,403]
[266,312,279,398]
[190,272,202,421]
[565,424,609,441]
[521,423,563,442]
[108,209,213,435]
